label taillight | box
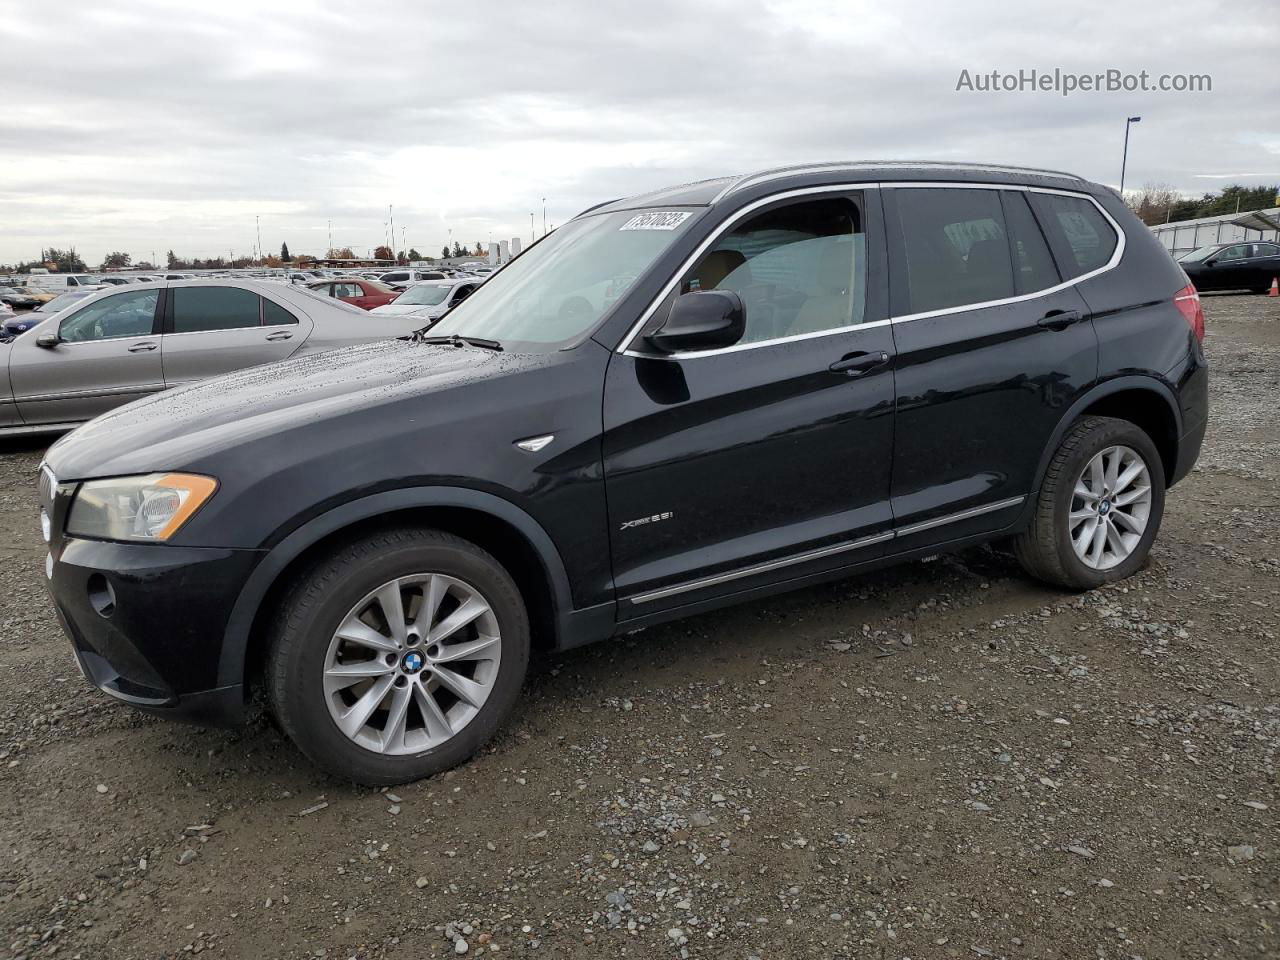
[1173,283,1205,343]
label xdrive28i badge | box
[620,511,674,531]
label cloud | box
[1,0,1276,265]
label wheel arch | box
[1027,376,1183,512]
[217,487,576,694]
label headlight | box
[66,473,218,542]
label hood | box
[370,303,432,316]
[45,338,547,480]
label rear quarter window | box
[1033,194,1119,278]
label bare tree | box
[1125,182,1182,226]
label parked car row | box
[0,279,428,435]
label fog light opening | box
[86,574,116,618]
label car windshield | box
[398,284,451,306]
[1179,244,1222,263]
[38,293,85,313]
[427,208,700,349]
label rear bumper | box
[47,537,262,727]
[1170,415,1206,486]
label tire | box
[1013,416,1166,590]
[266,528,529,785]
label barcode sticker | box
[619,211,692,231]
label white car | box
[377,268,450,289]
[368,278,480,320]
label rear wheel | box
[267,528,529,785]
[1014,416,1165,590]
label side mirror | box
[1204,258,1217,267]
[645,290,745,355]
[36,332,60,349]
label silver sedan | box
[0,279,427,437]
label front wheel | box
[267,528,529,785]
[1014,416,1166,590]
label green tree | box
[166,249,179,269]
[441,245,450,259]
[281,242,292,262]
[101,251,132,269]
[407,247,422,261]
[41,247,88,272]
[452,241,463,258]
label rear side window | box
[1034,194,1118,277]
[895,188,1013,313]
[1002,191,1060,295]
[171,287,262,333]
[262,298,297,325]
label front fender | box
[215,485,576,688]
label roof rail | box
[714,160,1086,202]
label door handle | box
[127,341,158,352]
[829,350,892,376]
[265,331,294,341]
[1037,309,1084,331]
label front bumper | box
[47,536,262,726]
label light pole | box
[542,198,547,237]
[255,215,262,262]
[530,212,535,244]
[1119,116,1142,196]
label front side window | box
[429,207,699,349]
[1219,244,1250,260]
[896,188,1014,313]
[59,290,158,342]
[171,287,262,333]
[1034,193,1118,277]
[678,196,866,344]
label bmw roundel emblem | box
[402,651,424,674]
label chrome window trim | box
[625,495,1026,605]
[616,181,1124,359]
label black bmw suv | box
[40,162,1208,785]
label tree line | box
[1125,183,1279,227]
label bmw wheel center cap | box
[401,651,425,674]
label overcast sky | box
[2,0,1276,267]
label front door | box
[883,185,1102,545]
[10,287,163,426]
[604,189,896,618]
[161,286,307,387]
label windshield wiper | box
[412,332,503,351]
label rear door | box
[160,286,310,387]
[9,287,163,426]
[884,185,1100,545]
[1246,242,1280,289]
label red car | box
[307,278,400,311]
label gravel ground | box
[1,293,1277,960]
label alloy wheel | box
[1069,444,1153,571]
[322,574,502,755]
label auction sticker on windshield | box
[620,211,692,231]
